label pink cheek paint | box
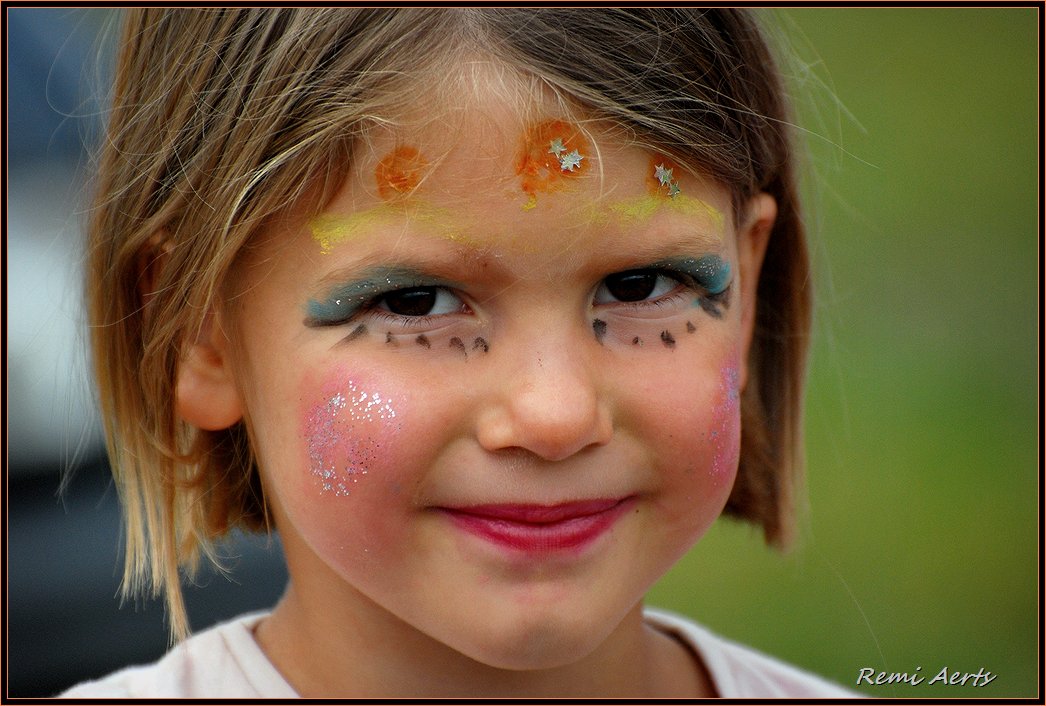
[303,377,400,496]
[708,363,741,486]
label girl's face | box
[216,88,771,671]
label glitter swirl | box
[305,379,399,496]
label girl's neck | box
[254,581,711,698]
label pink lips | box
[440,497,634,553]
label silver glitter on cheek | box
[305,379,401,496]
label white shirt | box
[61,608,858,698]
[645,608,858,698]
[61,612,295,698]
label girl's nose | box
[475,334,613,462]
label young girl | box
[65,8,855,698]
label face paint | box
[345,324,368,342]
[592,318,608,345]
[304,376,399,496]
[575,155,725,232]
[684,255,731,295]
[697,295,727,320]
[375,146,427,200]
[632,255,731,318]
[309,207,404,254]
[308,202,469,254]
[304,267,445,328]
[591,194,724,233]
[472,337,489,353]
[449,337,467,357]
[681,256,732,319]
[515,119,592,210]
[686,321,696,333]
[708,362,741,486]
[660,330,676,349]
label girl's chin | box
[411,596,635,672]
[446,629,605,673]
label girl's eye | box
[378,287,463,317]
[594,270,679,304]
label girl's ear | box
[175,309,245,431]
[737,192,776,392]
[138,231,243,431]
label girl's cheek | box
[707,361,741,489]
[291,366,416,561]
[650,355,741,551]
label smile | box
[439,497,636,553]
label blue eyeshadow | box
[304,266,435,327]
[653,255,732,295]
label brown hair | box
[86,8,810,639]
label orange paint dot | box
[375,146,426,200]
[515,120,591,209]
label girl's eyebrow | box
[653,229,724,255]
[595,229,727,272]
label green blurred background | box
[649,8,1039,698]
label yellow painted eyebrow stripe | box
[602,194,725,232]
[308,193,724,256]
[309,201,475,254]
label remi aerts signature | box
[856,667,996,688]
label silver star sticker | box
[559,150,584,171]
[654,164,674,186]
[667,182,681,198]
[548,137,566,156]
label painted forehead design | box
[375,146,427,200]
[309,135,724,255]
[515,119,591,211]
